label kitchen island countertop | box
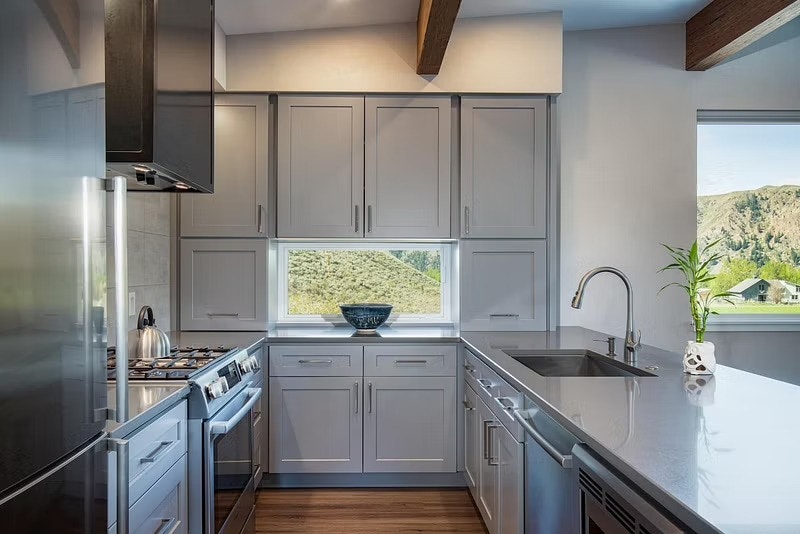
[462,327,800,534]
[106,382,189,439]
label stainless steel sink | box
[503,350,656,377]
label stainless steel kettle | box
[136,306,170,360]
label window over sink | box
[277,242,454,325]
[697,111,800,330]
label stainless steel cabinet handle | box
[487,424,501,466]
[207,312,239,317]
[482,420,492,460]
[462,398,474,411]
[513,410,573,468]
[394,359,427,365]
[464,206,470,235]
[354,382,359,414]
[477,378,492,390]
[140,440,173,464]
[367,205,373,233]
[257,204,265,233]
[154,518,181,534]
[354,205,360,233]
[368,382,373,414]
[489,314,520,319]
[297,359,333,365]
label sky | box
[697,124,800,197]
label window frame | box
[698,110,800,332]
[276,240,454,326]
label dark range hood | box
[105,0,214,192]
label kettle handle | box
[137,306,155,330]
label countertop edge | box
[106,384,191,439]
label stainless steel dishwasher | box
[513,396,580,534]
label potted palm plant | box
[659,240,734,375]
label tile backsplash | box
[107,193,172,347]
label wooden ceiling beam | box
[417,0,462,75]
[686,0,800,71]
[35,0,81,69]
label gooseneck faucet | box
[571,267,641,364]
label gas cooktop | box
[107,345,238,380]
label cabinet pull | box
[477,378,492,391]
[464,206,470,235]
[482,420,492,459]
[140,440,173,464]
[495,397,515,411]
[367,205,373,233]
[368,382,373,414]
[354,382,359,414]
[297,359,333,365]
[394,359,427,365]
[354,205,360,233]
[464,363,475,374]
[257,204,265,233]
[489,313,520,319]
[487,424,501,466]
[462,398,474,411]
[252,412,263,426]
[154,517,180,534]
[208,312,239,317]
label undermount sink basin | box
[503,349,656,377]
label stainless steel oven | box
[204,385,261,534]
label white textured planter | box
[683,340,716,375]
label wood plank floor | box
[255,488,488,533]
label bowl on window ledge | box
[339,304,393,334]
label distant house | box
[728,278,800,303]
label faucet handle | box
[593,336,616,356]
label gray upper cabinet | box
[461,97,547,238]
[277,95,365,238]
[363,376,456,473]
[460,240,547,331]
[181,95,269,237]
[365,96,451,238]
[179,239,267,330]
[269,376,363,474]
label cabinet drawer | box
[269,345,363,376]
[128,400,188,506]
[364,345,457,376]
[129,453,188,534]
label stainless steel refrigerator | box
[0,0,119,530]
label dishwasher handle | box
[514,410,573,469]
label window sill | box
[706,316,800,332]
[275,320,456,329]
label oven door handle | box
[210,388,262,435]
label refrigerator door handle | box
[112,176,129,422]
[108,437,130,534]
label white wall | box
[226,13,562,93]
[560,24,800,356]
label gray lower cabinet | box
[463,382,480,494]
[364,96,451,238]
[269,376,363,473]
[179,239,267,330]
[460,97,548,238]
[497,424,523,534]
[252,363,266,487]
[460,239,548,331]
[180,94,269,237]
[277,95,365,238]
[363,376,456,473]
[477,396,499,533]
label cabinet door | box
[461,239,547,331]
[363,376,456,473]
[365,96,451,238]
[179,239,267,330]
[497,425,523,534]
[463,382,479,495]
[461,97,547,238]
[181,95,268,237]
[363,344,457,377]
[477,397,499,533]
[277,95,365,238]
[269,376,363,473]
[129,454,188,534]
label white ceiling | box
[216,0,713,36]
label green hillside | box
[698,185,800,267]
[288,250,441,316]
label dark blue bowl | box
[339,304,393,333]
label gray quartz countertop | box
[106,382,189,439]
[166,331,266,352]
[265,325,460,343]
[462,327,800,534]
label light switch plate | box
[128,292,135,315]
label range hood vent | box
[105,0,214,193]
